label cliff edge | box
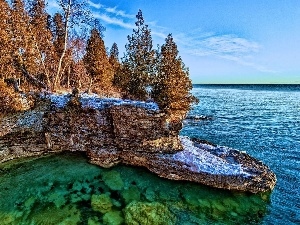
[0,93,276,193]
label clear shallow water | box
[0,84,299,224]
[0,152,269,225]
[182,84,300,225]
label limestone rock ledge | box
[0,94,276,193]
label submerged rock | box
[124,202,175,225]
[102,170,124,191]
[91,194,113,214]
[103,211,124,225]
[0,93,276,193]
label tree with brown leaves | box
[0,0,15,80]
[152,34,196,114]
[28,0,54,87]
[84,28,113,93]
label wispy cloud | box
[176,33,260,56]
[88,1,274,73]
[47,0,60,9]
[175,32,276,73]
[104,6,135,19]
[87,1,103,9]
[88,1,135,19]
[93,13,134,29]
[88,0,136,30]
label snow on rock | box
[46,93,159,111]
[48,94,71,108]
[170,136,251,177]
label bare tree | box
[53,0,94,90]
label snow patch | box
[47,93,159,111]
[48,94,71,108]
[171,137,251,177]
[80,93,159,111]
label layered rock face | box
[0,94,276,193]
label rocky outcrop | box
[0,93,276,193]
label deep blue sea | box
[181,84,300,225]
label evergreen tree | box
[122,10,156,100]
[152,34,196,114]
[52,13,66,59]
[109,42,122,89]
[109,42,120,72]
[83,28,113,92]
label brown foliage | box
[84,28,113,92]
[0,80,24,113]
[152,34,196,114]
[0,0,16,79]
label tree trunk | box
[53,0,72,91]
[88,77,93,93]
[67,65,70,89]
[28,26,51,89]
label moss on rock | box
[124,202,175,225]
[91,194,113,214]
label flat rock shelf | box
[0,93,276,193]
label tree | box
[152,34,196,114]
[52,12,66,60]
[10,0,45,91]
[109,42,120,74]
[28,0,54,87]
[0,80,24,113]
[109,43,123,89]
[122,10,156,100]
[83,28,113,93]
[65,36,87,89]
[0,0,15,80]
[52,0,94,90]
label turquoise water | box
[0,84,298,224]
[182,84,300,225]
[0,152,269,225]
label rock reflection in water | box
[0,152,271,225]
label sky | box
[48,0,300,84]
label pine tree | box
[109,42,120,73]
[52,13,66,59]
[122,10,156,100]
[83,28,113,93]
[109,43,122,89]
[152,34,196,115]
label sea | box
[182,84,300,225]
[0,84,299,224]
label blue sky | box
[48,0,300,84]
